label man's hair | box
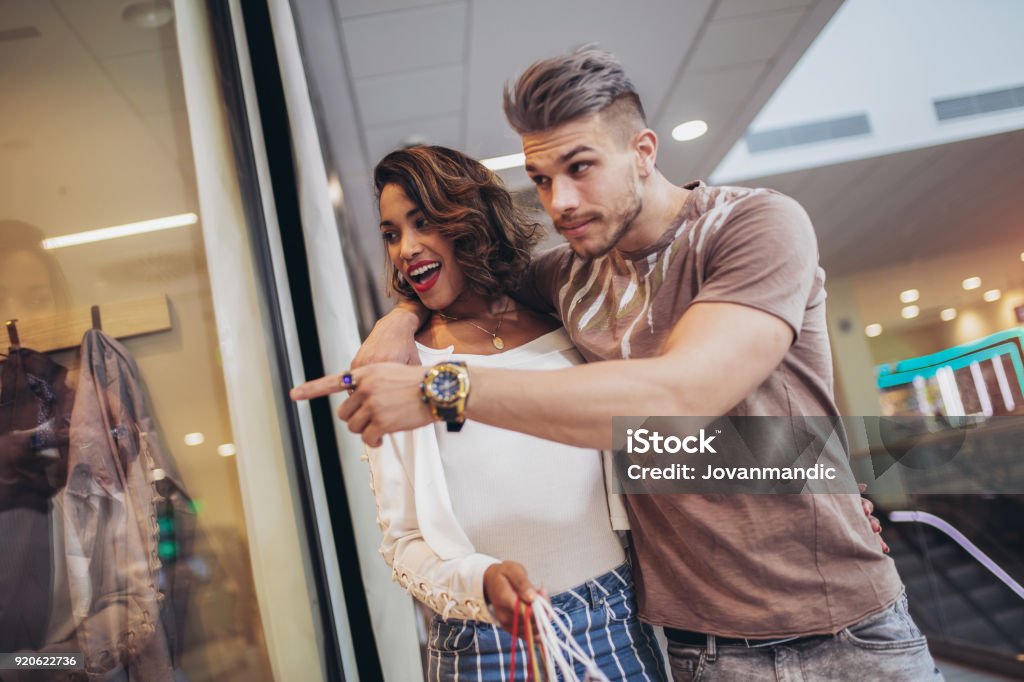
[373,146,542,301]
[503,46,647,141]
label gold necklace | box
[436,299,511,350]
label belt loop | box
[706,634,717,662]
[588,581,604,608]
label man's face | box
[523,114,643,259]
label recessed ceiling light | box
[983,289,1001,302]
[218,443,236,457]
[899,289,919,303]
[481,153,525,171]
[121,1,174,30]
[671,120,709,142]
[184,432,205,446]
[901,305,920,319]
[42,212,198,250]
[940,308,957,321]
[865,323,883,337]
[962,276,981,290]
[1019,251,1024,262]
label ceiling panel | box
[737,128,1024,279]
[655,61,767,182]
[51,0,176,59]
[354,63,463,127]
[364,113,462,162]
[103,47,186,115]
[714,0,815,20]
[336,0,456,20]
[341,2,466,79]
[688,10,807,73]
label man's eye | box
[570,162,591,174]
[531,176,549,187]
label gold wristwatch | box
[421,361,471,432]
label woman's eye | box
[415,218,427,230]
[381,231,397,242]
[531,176,549,187]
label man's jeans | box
[667,593,943,681]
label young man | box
[294,48,940,680]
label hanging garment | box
[65,330,194,680]
[0,348,72,653]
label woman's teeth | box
[409,262,440,282]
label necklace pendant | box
[492,336,505,350]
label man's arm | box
[465,301,790,449]
[351,298,430,368]
[332,300,791,449]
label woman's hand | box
[291,363,434,446]
[483,561,539,631]
[859,483,889,554]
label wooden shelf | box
[5,295,172,354]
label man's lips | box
[557,218,594,238]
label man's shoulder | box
[687,183,812,243]
[694,183,806,219]
[531,241,574,270]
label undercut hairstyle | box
[374,146,542,301]
[503,46,647,145]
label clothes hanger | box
[5,319,20,353]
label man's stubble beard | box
[570,181,644,261]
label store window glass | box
[0,2,296,679]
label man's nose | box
[549,176,580,216]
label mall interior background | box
[1,0,1022,680]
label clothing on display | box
[0,329,194,680]
[0,347,73,653]
[65,329,194,679]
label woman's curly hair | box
[374,145,543,301]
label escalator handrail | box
[889,510,1024,602]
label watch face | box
[428,369,461,404]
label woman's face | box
[379,183,467,310]
[0,249,59,321]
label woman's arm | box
[366,430,501,623]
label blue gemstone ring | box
[340,372,357,392]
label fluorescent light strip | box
[42,212,199,250]
[481,153,525,171]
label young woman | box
[366,146,666,682]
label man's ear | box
[634,128,658,178]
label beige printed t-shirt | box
[523,181,902,638]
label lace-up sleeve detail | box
[364,438,499,624]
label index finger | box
[290,374,345,401]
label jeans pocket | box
[666,642,704,682]
[842,599,927,652]
[428,618,478,654]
